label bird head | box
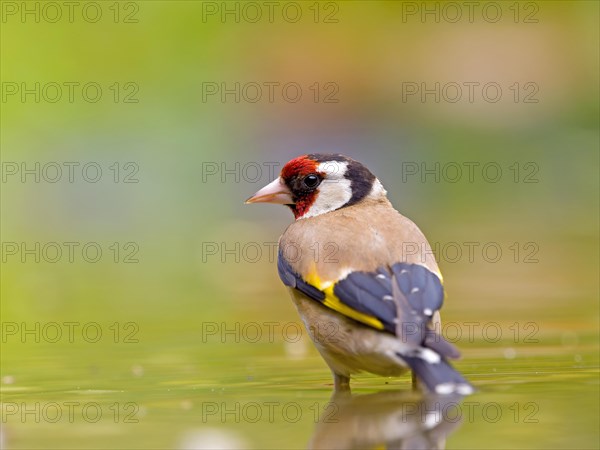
[246,154,387,219]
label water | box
[1,323,598,449]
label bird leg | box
[333,373,351,393]
[411,371,419,391]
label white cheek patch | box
[302,178,352,218]
[301,161,352,219]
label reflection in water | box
[309,390,464,450]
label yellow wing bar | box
[305,269,385,331]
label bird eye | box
[303,174,321,189]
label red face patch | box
[292,195,317,219]
[280,155,321,219]
[280,155,319,180]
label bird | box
[246,153,473,395]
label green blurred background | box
[1,1,598,448]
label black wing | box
[277,251,458,358]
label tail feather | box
[424,329,461,360]
[401,354,474,395]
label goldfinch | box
[246,154,473,395]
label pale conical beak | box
[245,177,294,204]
